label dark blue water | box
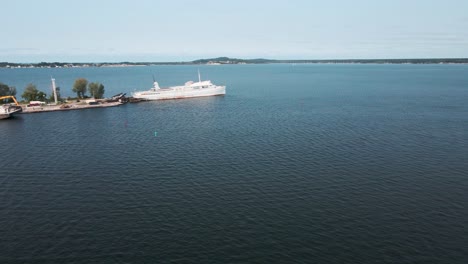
[1,64,468,263]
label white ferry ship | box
[132,72,226,100]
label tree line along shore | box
[1,57,468,68]
[0,78,105,104]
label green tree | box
[72,78,88,98]
[0,82,17,96]
[37,91,47,101]
[21,84,42,102]
[88,82,105,99]
[9,86,16,96]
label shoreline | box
[2,57,468,68]
[3,62,468,69]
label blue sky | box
[2,0,468,62]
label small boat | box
[0,96,22,119]
[110,93,126,100]
[132,71,226,100]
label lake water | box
[1,64,467,263]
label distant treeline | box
[273,58,468,64]
[0,62,154,68]
[2,57,468,68]
[192,57,468,64]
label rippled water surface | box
[1,64,467,263]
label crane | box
[0,95,20,106]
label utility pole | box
[51,78,58,104]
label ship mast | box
[198,69,201,83]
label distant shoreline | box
[1,57,468,68]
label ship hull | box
[133,85,225,101]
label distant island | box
[1,57,468,68]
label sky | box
[1,0,468,62]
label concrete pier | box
[21,101,124,114]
